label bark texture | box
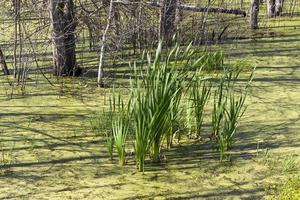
[49,0,78,76]
[250,0,259,29]
[267,0,276,17]
[267,0,284,17]
[275,0,284,16]
[0,49,9,75]
[159,0,177,46]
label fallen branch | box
[148,2,246,17]
[113,1,246,16]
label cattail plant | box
[137,46,181,164]
[112,113,130,166]
[150,72,180,162]
[130,42,198,171]
[166,95,182,149]
[196,50,224,71]
[106,131,114,160]
[214,66,255,161]
[106,91,119,160]
[131,90,165,171]
[212,65,240,139]
[218,91,246,161]
[212,77,227,140]
[165,57,184,149]
[190,77,211,138]
[111,92,131,165]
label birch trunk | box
[97,0,114,86]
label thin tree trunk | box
[130,0,139,54]
[159,0,177,46]
[13,0,19,78]
[275,0,284,16]
[21,23,53,85]
[0,49,9,75]
[98,0,114,86]
[175,0,183,40]
[288,0,296,16]
[250,0,259,29]
[137,1,143,51]
[267,0,276,17]
[197,0,211,44]
[82,16,95,51]
[113,5,121,36]
[17,2,23,84]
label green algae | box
[0,15,299,200]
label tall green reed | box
[218,91,246,161]
[166,93,182,149]
[213,66,255,161]
[130,42,198,171]
[190,77,211,138]
[212,77,227,140]
[111,91,132,165]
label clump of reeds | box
[190,77,211,138]
[212,67,255,161]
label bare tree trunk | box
[275,0,284,16]
[49,0,78,76]
[267,0,276,17]
[130,0,139,54]
[13,0,20,78]
[250,0,259,29]
[159,0,177,46]
[288,0,296,16]
[65,0,78,76]
[0,49,9,75]
[98,0,114,86]
[49,0,66,76]
[175,0,183,43]
[82,16,95,51]
[64,0,77,76]
[197,0,211,44]
[17,3,23,84]
[113,5,121,36]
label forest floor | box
[0,16,300,199]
